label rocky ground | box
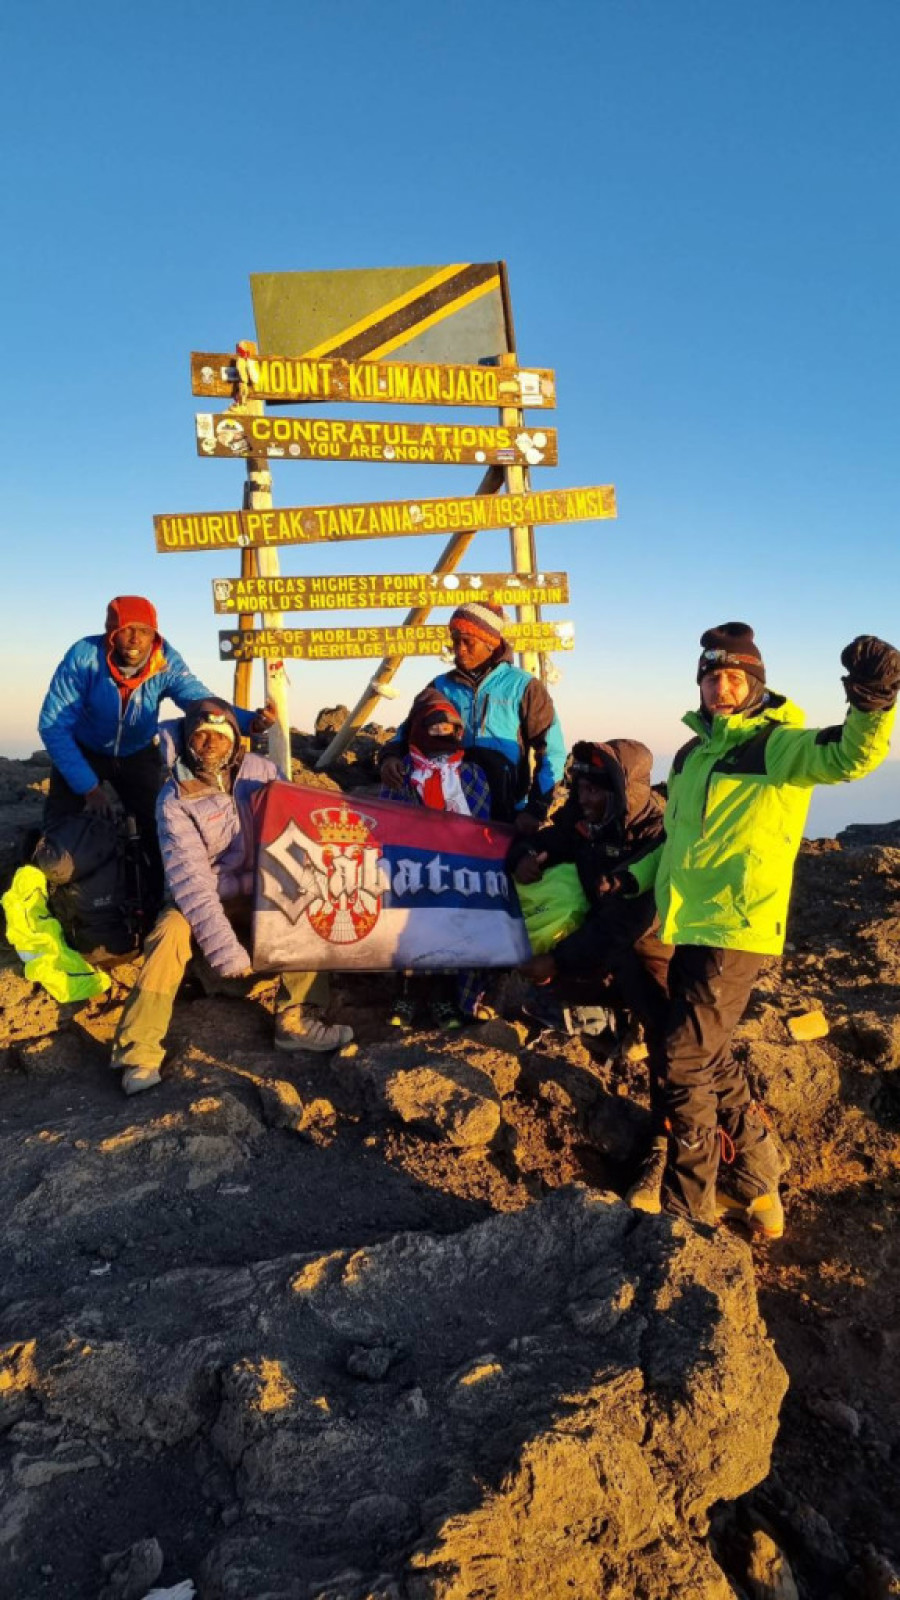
[0,729,898,1600]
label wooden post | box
[497,263,543,681]
[314,261,544,768]
[230,345,292,777]
[497,351,540,679]
[232,541,257,711]
[315,465,504,770]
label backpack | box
[32,813,146,964]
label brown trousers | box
[113,903,328,1071]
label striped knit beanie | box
[448,601,510,646]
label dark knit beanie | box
[697,622,766,686]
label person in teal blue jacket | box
[380,602,566,831]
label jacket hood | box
[409,687,464,753]
[163,698,243,777]
[563,738,658,831]
[587,739,656,825]
[104,595,166,690]
[105,595,159,639]
[183,696,242,747]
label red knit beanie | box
[105,596,159,637]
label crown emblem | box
[309,804,375,844]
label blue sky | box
[2,0,898,833]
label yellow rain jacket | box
[1,865,110,1003]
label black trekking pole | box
[123,815,146,950]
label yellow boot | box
[716,1188,784,1240]
[626,1138,668,1214]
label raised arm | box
[766,636,898,788]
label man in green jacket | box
[623,623,898,1237]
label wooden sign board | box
[155,485,615,554]
[192,352,556,409]
[196,412,557,467]
[212,571,570,615]
[219,621,575,663]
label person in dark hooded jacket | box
[110,698,352,1095]
[509,739,671,1129]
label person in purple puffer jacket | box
[110,698,352,1095]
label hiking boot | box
[564,1004,617,1040]
[389,996,416,1031]
[520,986,568,1034]
[431,999,463,1033]
[716,1188,785,1240]
[466,1000,499,1023]
[615,1020,649,1063]
[625,1137,669,1214]
[274,1011,354,1053]
[121,1064,162,1096]
[620,1037,649,1065]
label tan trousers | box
[113,903,329,1071]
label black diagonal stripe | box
[324,263,501,361]
[711,725,777,776]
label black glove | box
[841,636,900,712]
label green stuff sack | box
[515,863,590,955]
[1,865,111,1003]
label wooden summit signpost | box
[154,486,615,553]
[211,571,570,614]
[220,621,575,663]
[195,412,558,467]
[192,351,556,408]
[152,260,618,774]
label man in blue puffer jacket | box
[380,602,566,831]
[38,595,273,903]
[110,698,352,1095]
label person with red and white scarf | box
[378,687,494,1029]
